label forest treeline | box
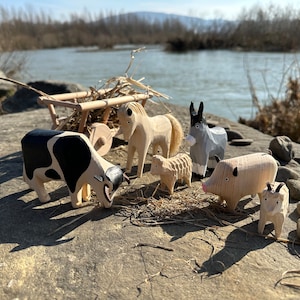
[1,4,300,53]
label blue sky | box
[1,0,299,20]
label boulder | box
[269,136,294,162]
[286,179,300,201]
[2,80,87,113]
[276,166,300,182]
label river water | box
[17,46,300,121]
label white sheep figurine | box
[150,153,192,195]
[258,182,289,239]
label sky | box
[1,0,300,20]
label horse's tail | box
[165,114,184,156]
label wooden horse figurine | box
[117,102,184,177]
[186,101,227,177]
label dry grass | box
[239,75,300,143]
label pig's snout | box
[202,182,207,193]
[185,134,196,146]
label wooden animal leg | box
[126,144,136,173]
[82,183,91,201]
[203,158,209,177]
[168,183,175,195]
[258,216,266,235]
[29,176,51,203]
[169,178,177,194]
[153,143,159,155]
[218,196,224,205]
[161,175,175,195]
[160,142,170,158]
[273,215,284,238]
[160,181,167,190]
[136,150,148,178]
[184,175,192,187]
[70,188,83,208]
[225,199,239,212]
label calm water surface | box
[19,46,300,121]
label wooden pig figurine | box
[150,153,192,195]
[21,129,129,208]
[186,101,227,177]
[202,152,278,211]
[258,182,289,238]
[117,102,183,178]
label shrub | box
[239,76,300,142]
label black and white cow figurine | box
[21,129,129,208]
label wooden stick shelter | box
[38,88,152,155]
[38,89,150,133]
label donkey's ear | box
[214,155,221,163]
[198,101,204,121]
[189,102,196,116]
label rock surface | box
[0,101,300,299]
[269,136,295,162]
[1,80,86,113]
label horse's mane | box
[123,102,148,116]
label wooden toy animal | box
[258,182,289,238]
[117,102,183,178]
[150,153,192,195]
[186,101,227,177]
[202,152,278,211]
[21,129,129,208]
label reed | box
[239,61,300,143]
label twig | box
[125,47,146,76]
[243,55,261,111]
[131,218,207,227]
[0,76,50,97]
[151,182,160,198]
[275,269,300,289]
[291,238,300,259]
[134,242,174,252]
[192,237,215,260]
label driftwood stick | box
[0,76,50,97]
[134,242,174,252]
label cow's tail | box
[165,114,183,156]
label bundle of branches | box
[239,77,300,143]
[57,75,169,132]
